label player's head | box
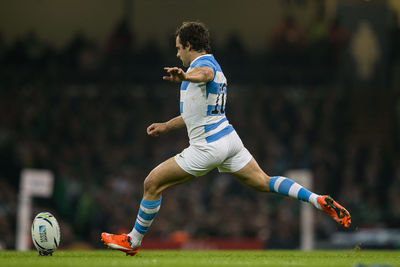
[175,21,211,67]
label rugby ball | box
[31,212,60,256]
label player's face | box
[176,36,191,67]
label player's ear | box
[186,41,192,51]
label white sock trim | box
[136,215,153,227]
[273,177,286,192]
[309,193,321,210]
[288,183,302,198]
[140,205,160,214]
[127,229,144,249]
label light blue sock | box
[128,197,162,248]
[268,176,321,209]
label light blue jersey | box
[180,54,234,144]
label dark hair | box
[175,21,211,53]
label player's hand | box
[147,122,169,137]
[163,67,186,83]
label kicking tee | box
[180,54,234,145]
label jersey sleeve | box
[191,58,217,80]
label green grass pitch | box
[0,250,399,267]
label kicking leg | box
[142,156,195,200]
[102,157,194,255]
[129,157,194,247]
[232,157,351,227]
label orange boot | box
[101,232,139,256]
[317,195,351,228]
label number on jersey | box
[211,83,227,115]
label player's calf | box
[268,176,321,209]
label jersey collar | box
[189,54,213,68]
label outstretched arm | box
[163,67,213,83]
[147,115,185,137]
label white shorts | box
[174,130,253,176]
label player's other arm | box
[163,67,213,83]
[147,115,185,137]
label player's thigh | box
[144,157,195,194]
[232,158,270,192]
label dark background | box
[0,0,399,250]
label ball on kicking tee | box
[31,212,61,256]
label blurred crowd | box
[0,14,400,250]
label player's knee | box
[143,174,161,195]
[258,182,269,192]
[257,173,270,192]
[248,174,269,192]
[264,175,271,191]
